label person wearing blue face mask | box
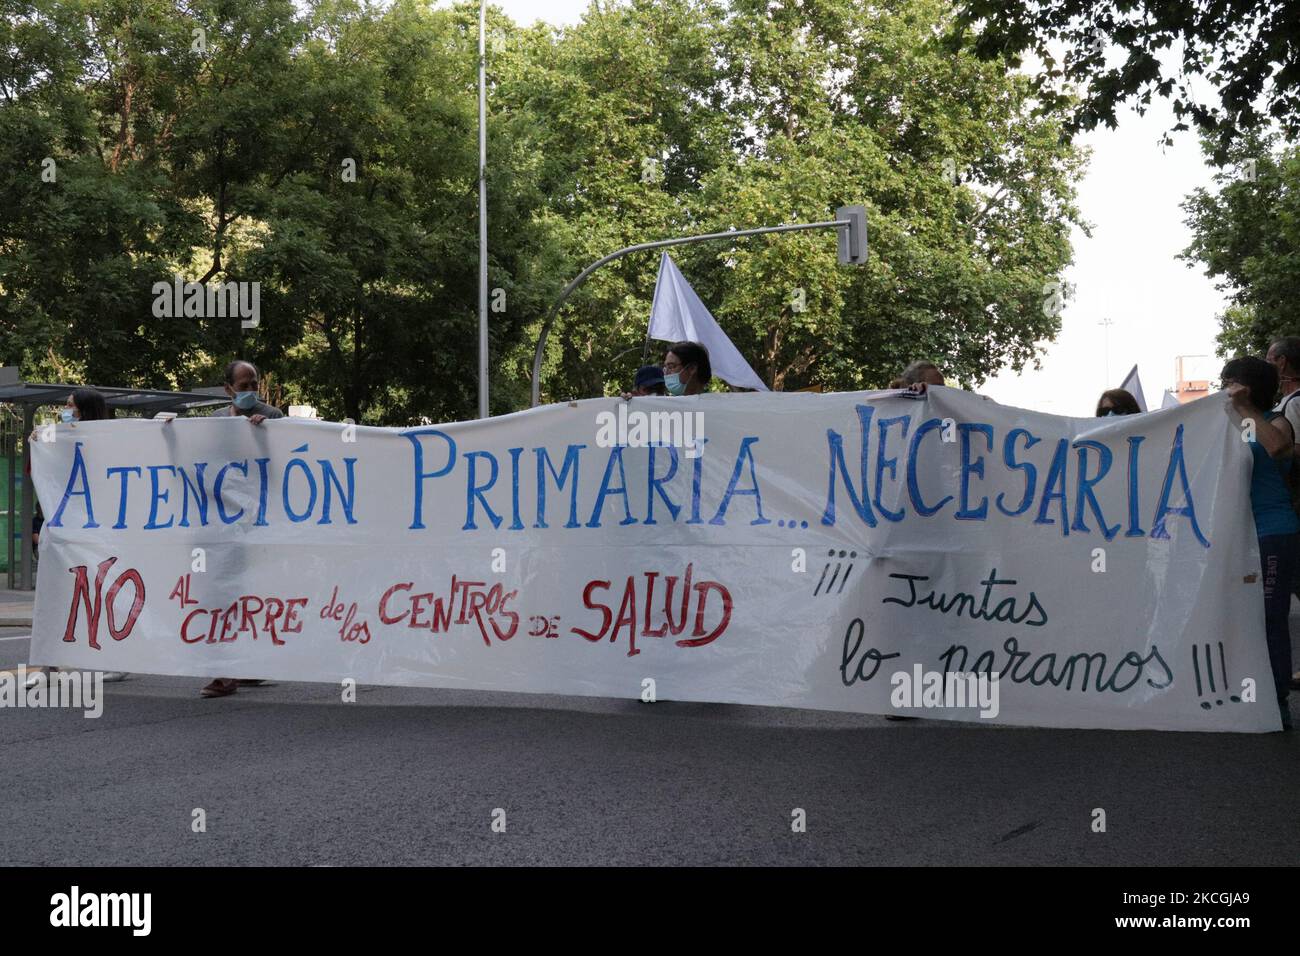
[64,387,109,423]
[224,359,285,425]
[1095,389,1141,417]
[662,341,711,396]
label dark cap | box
[634,365,665,389]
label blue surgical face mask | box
[60,408,75,424]
[664,372,686,396]
[233,390,259,411]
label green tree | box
[4,0,1086,418]
[1,0,224,386]
[496,0,738,401]
[507,0,1087,400]
[1,0,558,422]
[953,0,1300,162]
[241,0,557,423]
[1181,132,1300,356]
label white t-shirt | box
[1273,388,1300,446]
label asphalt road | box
[1,625,1297,866]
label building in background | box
[1168,355,1216,405]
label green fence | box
[0,453,30,576]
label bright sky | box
[484,0,1229,416]
[980,93,1226,417]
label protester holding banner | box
[66,387,109,423]
[223,360,285,425]
[663,342,711,396]
[71,390,130,684]
[1222,356,1298,729]
[1265,336,1300,689]
[1266,337,1300,443]
[890,361,947,399]
[900,360,945,387]
[630,365,668,397]
[648,254,768,391]
[27,387,128,687]
[200,360,284,699]
[1095,389,1141,416]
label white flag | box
[647,252,769,391]
[1118,364,1147,412]
[1161,389,1181,409]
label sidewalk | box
[0,587,34,626]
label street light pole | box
[477,0,489,419]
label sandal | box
[200,678,239,698]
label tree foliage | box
[2,0,1088,421]
[507,0,1086,399]
[1182,132,1300,357]
[953,0,1300,163]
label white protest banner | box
[29,387,1279,731]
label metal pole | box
[20,405,33,590]
[477,0,489,419]
[6,413,14,590]
[530,219,849,407]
